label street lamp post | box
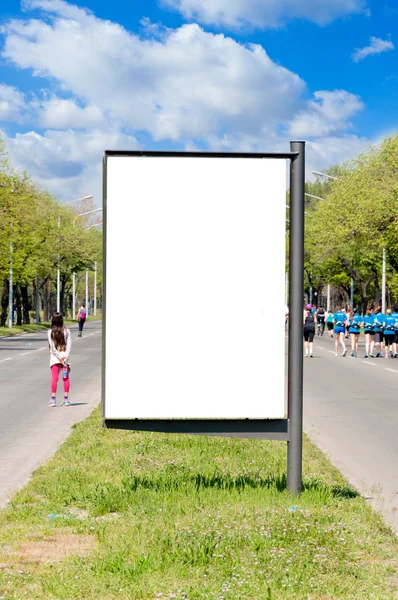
[85,269,89,312]
[8,165,24,329]
[8,237,13,329]
[94,261,97,316]
[382,248,386,314]
[72,208,102,317]
[58,195,93,315]
[72,208,102,226]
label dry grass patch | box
[0,530,96,568]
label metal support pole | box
[36,276,40,324]
[287,141,305,495]
[382,248,386,314]
[350,278,354,308]
[94,261,97,317]
[8,241,13,329]
[85,269,88,312]
[57,216,60,312]
[72,272,76,319]
[327,283,330,313]
[285,271,288,306]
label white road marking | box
[19,352,32,356]
[37,347,47,351]
[328,351,336,355]
[363,361,377,366]
[317,346,324,350]
[81,332,100,339]
[385,368,398,374]
[0,357,12,363]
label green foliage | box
[305,135,398,307]
[0,135,102,298]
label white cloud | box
[2,128,138,201]
[33,96,105,129]
[289,90,364,138]
[0,84,28,122]
[160,0,368,29]
[0,0,370,200]
[352,36,394,62]
[1,0,305,141]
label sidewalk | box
[0,321,102,507]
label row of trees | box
[299,134,398,312]
[0,138,102,326]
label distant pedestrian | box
[48,312,71,407]
[326,311,334,337]
[363,306,375,358]
[77,302,87,337]
[348,308,362,358]
[303,303,317,358]
[383,309,395,358]
[333,304,347,356]
[391,304,398,358]
[373,306,386,358]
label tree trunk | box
[0,279,9,327]
[43,281,49,322]
[21,285,30,324]
[15,288,22,326]
[360,281,368,314]
[60,276,67,316]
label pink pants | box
[51,364,70,395]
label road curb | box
[0,320,102,339]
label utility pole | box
[57,215,60,312]
[8,165,24,328]
[350,278,354,307]
[85,269,89,312]
[382,247,386,314]
[94,261,97,316]
[8,239,13,328]
[72,273,76,320]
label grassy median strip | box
[0,315,101,337]
[0,409,397,600]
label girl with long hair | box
[48,312,72,407]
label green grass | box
[0,408,397,599]
[0,314,101,337]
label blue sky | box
[0,0,396,201]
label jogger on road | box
[303,303,317,358]
[333,305,348,357]
[48,312,71,407]
[77,302,87,337]
[348,308,362,358]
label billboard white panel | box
[104,154,286,419]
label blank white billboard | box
[104,154,286,419]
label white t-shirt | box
[48,328,71,367]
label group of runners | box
[303,304,398,359]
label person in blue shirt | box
[373,306,386,358]
[333,305,348,357]
[363,307,375,358]
[383,308,395,358]
[347,308,362,358]
[391,304,398,358]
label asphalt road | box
[0,321,397,536]
[0,321,102,507]
[303,330,398,534]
